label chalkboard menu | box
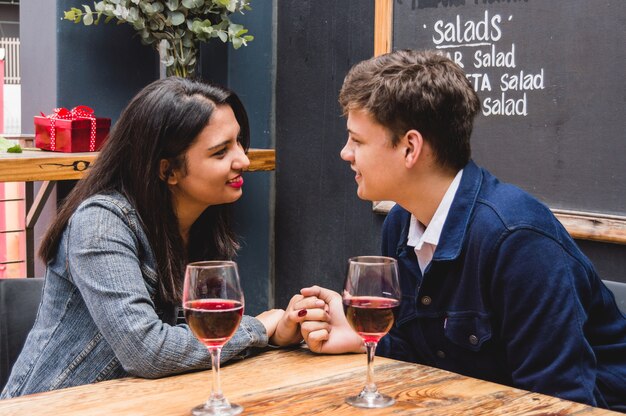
[381,0,626,243]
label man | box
[300,49,626,411]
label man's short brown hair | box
[338,49,481,171]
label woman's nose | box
[233,144,250,170]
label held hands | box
[256,294,330,346]
[299,286,364,354]
[255,285,365,353]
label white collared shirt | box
[407,169,463,274]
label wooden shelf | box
[0,148,276,183]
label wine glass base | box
[191,402,243,416]
[346,391,395,409]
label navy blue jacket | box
[377,161,626,411]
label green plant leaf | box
[182,36,195,47]
[7,144,22,153]
[83,5,94,25]
[228,23,243,35]
[182,0,203,7]
[63,9,78,21]
[152,2,165,13]
[128,7,139,21]
[168,11,185,26]
[216,30,228,42]
[143,3,155,14]
[165,0,179,12]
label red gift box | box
[34,106,111,152]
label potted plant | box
[64,0,253,78]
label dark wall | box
[56,1,159,122]
[227,3,275,315]
[275,1,385,306]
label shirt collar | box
[407,169,464,249]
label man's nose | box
[340,142,353,161]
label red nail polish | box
[298,309,307,317]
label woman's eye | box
[213,148,227,157]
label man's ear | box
[159,159,178,185]
[403,129,423,168]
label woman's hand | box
[299,286,364,354]
[269,294,330,346]
[255,309,285,340]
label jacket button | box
[421,296,432,306]
[469,335,479,345]
[436,350,446,359]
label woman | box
[1,77,321,398]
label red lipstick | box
[227,176,244,189]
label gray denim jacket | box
[1,192,268,398]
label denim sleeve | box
[490,228,598,405]
[66,199,268,378]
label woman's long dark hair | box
[39,77,250,304]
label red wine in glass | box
[184,299,244,348]
[183,261,245,416]
[343,256,401,409]
[344,296,399,343]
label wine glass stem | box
[209,347,225,402]
[365,341,378,393]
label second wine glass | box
[183,261,245,416]
[343,256,401,408]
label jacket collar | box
[395,160,483,262]
[433,160,482,261]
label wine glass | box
[343,256,401,408]
[183,261,245,416]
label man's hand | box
[299,286,364,354]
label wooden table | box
[0,348,617,415]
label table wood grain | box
[0,348,617,415]
[0,148,276,182]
